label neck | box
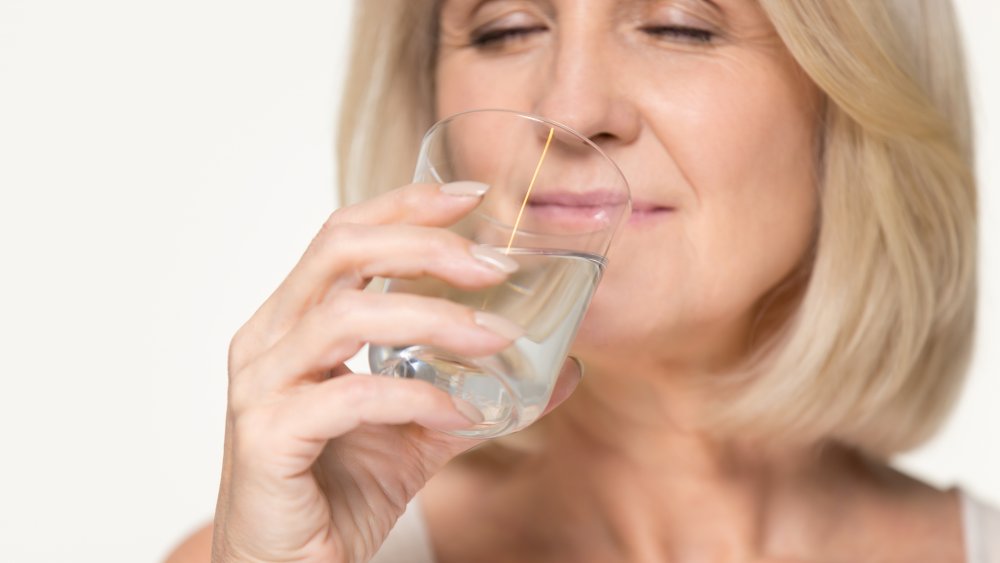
[490,359,874,561]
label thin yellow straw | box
[505,126,555,252]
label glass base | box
[376,346,519,438]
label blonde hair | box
[336,2,439,206]
[336,0,976,457]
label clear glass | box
[369,109,630,438]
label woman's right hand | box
[211,182,581,563]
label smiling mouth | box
[523,190,673,228]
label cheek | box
[599,52,820,329]
[678,66,819,319]
[435,55,538,118]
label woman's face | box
[436,0,821,371]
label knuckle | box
[231,406,280,456]
[227,324,254,369]
[311,221,363,256]
[325,204,358,225]
[319,289,366,320]
[227,320,280,378]
[226,367,263,415]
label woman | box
[168,0,999,561]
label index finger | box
[237,181,496,354]
[332,181,490,226]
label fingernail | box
[470,245,519,273]
[440,181,489,197]
[474,311,526,341]
[451,396,485,424]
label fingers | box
[236,290,523,395]
[298,183,497,292]
[233,375,481,473]
[277,223,515,317]
[539,356,584,418]
[331,181,490,226]
[240,182,511,355]
[297,375,481,437]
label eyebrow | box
[439,0,494,14]
[641,0,724,16]
[442,0,725,19]
[701,0,723,14]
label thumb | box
[539,356,584,418]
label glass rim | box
[422,109,632,242]
[467,210,616,249]
[425,108,631,198]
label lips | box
[526,190,672,226]
[525,190,627,228]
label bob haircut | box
[336,0,976,457]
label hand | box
[212,182,582,563]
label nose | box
[530,16,641,149]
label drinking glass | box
[369,109,630,438]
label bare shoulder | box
[856,461,965,562]
[163,522,212,563]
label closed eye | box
[470,25,548,48]
[641,25,715,44]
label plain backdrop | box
[0,1,996,561]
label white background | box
[0,1,995,561]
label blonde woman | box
[168,0,999,561]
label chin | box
[572,301,652,360]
